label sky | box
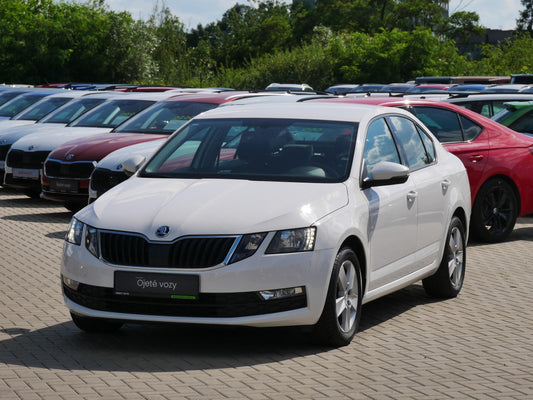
[105,0,523,31]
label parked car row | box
[324,74,533,96]
[0,89,333,208]
[2,85,533,346]
[2,86,533,242]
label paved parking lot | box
[1,188,532,400]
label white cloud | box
[449,0,522,30]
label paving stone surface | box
[1,188,532,400]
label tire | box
[315,248,362,347]
[423,216,466,298]
[70,313,123,333]
[471,178,518,243]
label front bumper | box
[41,179,89,204]
[62,237,336,327]
[3,168,42,191]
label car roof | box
[312,95,529,136]
[483,84,532,92]
[446,93,533,102]
[311,96,495,120]
[192,102,408,123]
[162,91,250,104]
[38,90,101,99]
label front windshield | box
[40,97,107,124]
[141,118,357,182]
[113,101,219,134]
[0,93,49,117]
[0,91,26,107]
[349,86,383,93]
[69,99,154,128]
[14,97,72,121]
[406,86,443,93]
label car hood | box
[96,139,166,171]
[0,120,36,130]
[48,132,167,162]
[0,123,64,146]
[77,177,349,240]
[10,127,111,152]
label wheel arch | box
[453,206,469,239]
[339,235,367,294]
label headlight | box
[266,227,316,254]
[65,218,84,245]
[85,226,99,258]
[229,233,267,264]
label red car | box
[42,92,249,210]
[313,97,533,242]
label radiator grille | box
[6,149,50,169]
[0,144,10,161]
[90,167,128,196]
[45,159,95,178]
[100,232,236,269]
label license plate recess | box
[114,271,199,299]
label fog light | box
[259,286,304,300]
[62,275,80,290]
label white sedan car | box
[62,103,471,346]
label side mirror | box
[361,161,409,189]
[122,155,146,177]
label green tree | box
[473,34,533,75]
[212,39,331,90]
[324,27,469,84]
[104,12,157,83]
[147,6,189,85]
[0,0,157,84]
[440,11,485,41]
[517,0,533,32]
[188,1,292,68]
[387,0,449,32]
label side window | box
[363,118,401,179]
[509,110,533,134]
[491,101,507,116]
[417,126,436,163]
[388,116,431,171]
[479,104,492,117]
[457,101,484,116]
[411,106,463,143]
[459,115,483,141]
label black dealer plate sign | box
[114,271,199,299]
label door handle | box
[407,191,418,203]
[469,154,484,163]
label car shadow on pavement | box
[45,230,68,239]
[358,283,440,332]
[1,211,72,224]
[467,226,533,247]
[0,284,443,372]
[0,190,59,208]
[506,225,533,241]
